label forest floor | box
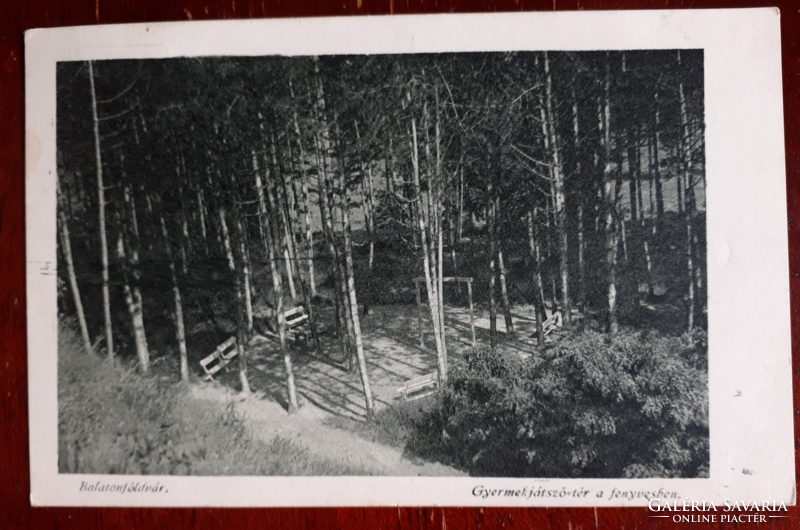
[187,303,555,475]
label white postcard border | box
[25,9,794,507]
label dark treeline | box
[56,51,705,417]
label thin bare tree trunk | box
[335,125,362,367]
[120,169,151,375]
[433,94,448,371]
[366,166,376,278]
[266,139,298,302]
[527,210,547,347]
[223,161,252,394]
[601,56,619,334]
[573,87,587,314]
[313,67,358,373]
[410,110,447,383]
[652,89,664,225]
[620,214,629,263]
[57,179,92,355]
[458,165,465,242]
[232,239,252,396]
[488,176,498,347]
[197,189,208,254]
[88,60,114,359]
[355,121,377,316]
[577,203,586,313]
[676,163,684,215]
[158,208,189,383]
[543,52,570,324]
[316,134,353,366]
[290,80,317,297]
[497,244,514,337]
[115,225,150,373]
[236,214,254,334]
[257,156,298,410]
[341,164,376,420]
[679,51,695,331]
[218,205,236,272]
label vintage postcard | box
[25,9,793,507]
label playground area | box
[201,303,560,421]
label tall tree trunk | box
[266,138,298,302]
[218,205,236,272]
[315,133,353,366]
[652,88,665,225]
[290,80,317,298]
[679,51,695,331]
[223,159,252,394]
[410,109,447,383]
[340,162,376,420]
[487,174,498,348]
[457,165,465,242]
[312,68,355,367]
[158,208,189,383]
[601,56,619,333]
[644,138,656,296]
[543,51,571,324]
[526,210,547,347]
[386,135,396,195]
[234,276,251,395]
[577,203,586,313]
[676,161,684,215]
[367,165,376,269]
[627,133,639,224]
[423,105,443,353]
[497,243,515,337]
[88,60,114,359]
[120,170,151,374]
[627,129,646,308]
[57,179,93,355]
[572,86,587,314]
[236,214,254,334]
[207,170,224,253]
[257,156,299,410]
[334,119,363,368]
[197,189,208,251]
[177,182,189,275]
[115,224,150,373]
[355,121,376,317]
[433,92,448,371]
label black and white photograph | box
[54,49,708,479]
[26,11,793,506]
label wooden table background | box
[1,0,798,528]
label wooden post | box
[467,279,476,346]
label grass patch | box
[58,319,372,476]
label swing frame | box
[413,276,476,348]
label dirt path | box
[184,303,554,476]
[188,383,464,476]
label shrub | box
[434,328,709,478]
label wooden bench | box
[284,305,309,344]
[542,310,563,336]
[199,336,238,381]
[397,372,438,401]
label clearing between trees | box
[57,51,708,478]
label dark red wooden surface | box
[1,0,798,528]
